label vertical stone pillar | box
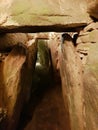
[59,33,84,130]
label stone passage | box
[0,1,98,127]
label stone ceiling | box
[0,0,93,32]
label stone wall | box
[0,34,37,130]
[48,21,98,130]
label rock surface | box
[0,1,97,126]
[57,31,98,130]
[58,26,98,130]
[77,23,98,45]
[0,0,92,32]
[0,33,28,51]
[59,33,84,130]
[0,44,26,130]
[76,26,98,130]
[87,0,98,19]
[48,33,61,82]
[0,41,37,130]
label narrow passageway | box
[0,0,98,129]
[16,37,70,130]
[18,82,70,130]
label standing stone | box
[0,40,37,130]
[59,33,84,130]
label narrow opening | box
[16,32,70,130]
[0,32,78,130]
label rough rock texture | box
[48,33,61,82]
[0,0,92,32]
[83,43,98,130]
[59,34,84,130]
[0,33,28,51]
[87,0,98,19]
[0,41,37,130]
[76,24,98,130]
[76,22,98,67]
[47,26,98,130]
[0,44,26,130]
[77,23,98,44]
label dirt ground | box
[18,83,70,130]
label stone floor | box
[18,83,70,130]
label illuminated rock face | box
[0,0,92,32]
[58,32,98,130]
[0,1,97,129]
[0,41,37,130]
[48,26,98,130]
[0,25,98,130]
[0,29,97,130]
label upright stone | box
[0,41,37,130]
[59,33,84,130]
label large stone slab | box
[0,0,92,32]
[76,41,98,130]
[59,34,84,130]
[76,27,98,130]
[0,41,37,130]
[59,32,98,130]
